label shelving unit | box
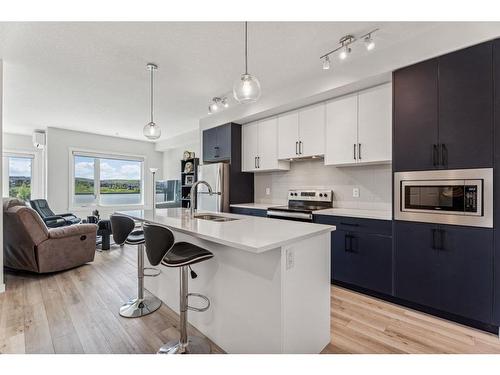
[180,157,199,208]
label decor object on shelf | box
[143,63,161,140]
[190,151,196,159]
[185,175,194,185]
[183,161,194,173]
[233,22,261,104]
[183,150,191,160]
[320,28,379,69]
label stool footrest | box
[144,267,161,277]
[187,293,210,312]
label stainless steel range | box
[266,189,333,222]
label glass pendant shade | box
[143,121,161,140]
[233,73,261,103]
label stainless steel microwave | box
[394,168,493,228]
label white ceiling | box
[0,22,498,142]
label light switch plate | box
[265,187,271,195]
[352,187,360,198]
[286,249,294,270]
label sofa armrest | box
[48,223,97,239]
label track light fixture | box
[320,28,379,70]
[364,32,375,51]
[208,96,230,114]
[322,55,331,70]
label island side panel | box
[281,232,331,353]
[144,231,283,354]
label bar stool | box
[143,222,214,354]
[110,214,162,318]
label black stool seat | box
[161,242,213,267]
[125,230,145,245]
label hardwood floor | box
[1,246,500,354]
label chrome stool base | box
[158,336,211,354]
[119,295,162,318]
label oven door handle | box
[266,210,313,221]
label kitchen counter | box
[117,208,333,354]
[118,208,333,253]
[315,207,392,221]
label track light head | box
[322,56,331,70]
[364,34,375,51]
[339,45,351,60]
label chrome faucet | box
[190,180,213,218]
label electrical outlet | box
[265,187,271,195]
[352,187,360,198]
[286,249,295,270]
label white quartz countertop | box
[117,208,335,253]
[230,202,283,209]
[314,208,392,221]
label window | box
[2,154,33,201]
[72,152,143,207]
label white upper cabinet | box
[242,118,290,172]
[325,83,392,166]
[357,84,392,164]
[298,103,325,157]
[325,94,358,165]
[242,121,259,171]
[278,104,326,159]
[277,111,300,159]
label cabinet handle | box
[299,141,303,155]
[344,234,352,252]
[431,228,437,249]
[438,229,445,251]
[214,146,219,158]
[358,143,362,160]
[254,156,257,169]
[340,222,359,227]
[433,144,439,167]
[295,141,299,155]
[257,156,260,169]
[431,228,445,250]
[353,144,357,160]
[440,144,447,167]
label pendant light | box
[143,63,161,140]
[233,22,261,103]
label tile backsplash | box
[254,159,392,211]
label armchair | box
[3,198,97,273]
[29,199,81,228]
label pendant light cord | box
[150,67,154,124]
[245,21,248,74]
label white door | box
[357,84,392,164]
[298,103,325,157]
[242,121,259,172]
[258,117,279,170]
[278,111,299,159]
[325,94,358,166]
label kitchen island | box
[117,208,335,354]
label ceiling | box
[0,22,497,142]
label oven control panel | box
[288,189,333,202]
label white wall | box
[162,142,199,180]
[0,60,4,293]
[2,132,46,199]
[254,160,392,211]
[46,127,163,218]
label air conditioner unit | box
[33,131,46,149]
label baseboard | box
[0,283,5,293]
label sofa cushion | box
[3,197,27,211]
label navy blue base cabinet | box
[314,215,393,296]
[394,221,494,325]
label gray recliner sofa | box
[3,198,97,273]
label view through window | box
[2,155,33,200]
[73,154,143,206]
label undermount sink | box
[193,214,239,222]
